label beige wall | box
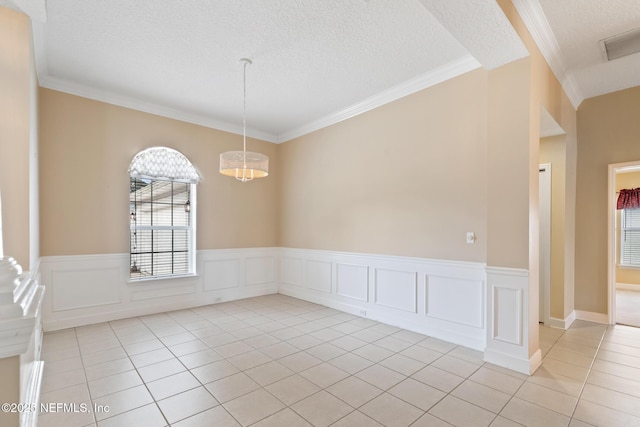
[615,170,640,286]
[486,58,531,269]
[279,68,489,262]
[0,356,20,427]
[39,89,280,256]
[0,10,38,425]
[0,6,36,269]
[540,135,567,318]
[576,87,640,313]
[499,0,578,323]
[22,0,589,330]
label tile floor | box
[38,295,640,426]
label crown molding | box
[38,55,480,145]
[31,17,481,145]
[29,1,585,144]
[561,73,583,111]
[31,22,279,143]
[276,54,481,143]
[38,75,280,143]
[540,107,565,138]
[511,0,584,109]
[31,21,48,86]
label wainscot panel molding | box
[277,248,487,351]
[484,266,541,375]
[41,247,542,375]
[375,268,418,313]
[336,263,369,302]
[305,260,332,293]
[40,248,278,331]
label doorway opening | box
[538,107,565,327]
[539,164,551,325]
[608,161,640,327]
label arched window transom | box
[129,146,200,183]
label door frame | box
[539,163,551,325]
[607,160,640,324]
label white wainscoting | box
[40,248,278,331]
[42,247,533,366]
[336,263,369,302]
[278,248,487,350]
[484,266,541,375]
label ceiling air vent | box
[600,27,640,61]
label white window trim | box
[128,147,200,281]
[128,180,197,282]
[127,176,198,284]
[127,273,199,285]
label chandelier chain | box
[242,59,247,168]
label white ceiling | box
[6,1,640,142]
[513,0,640,108]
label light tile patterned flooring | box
[39,295,640,426]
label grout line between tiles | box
[42,297,639,427]
[568,324,608,422]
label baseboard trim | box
[278,248,487,351]
[484,348,542,375]
[44,285,277,331]
[548,311,576,330]
[616,283,640,291]
[279,286,486,351]
[40,245,573,377]
[40,248,280,331]
[574,310,609,324]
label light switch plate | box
[466,232,475,244]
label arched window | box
[128,147,200,280]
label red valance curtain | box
[617,188,640,210]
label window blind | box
[621,208,640,266]
[130,178,192,278]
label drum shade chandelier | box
[219,58,269,182]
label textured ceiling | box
[29,0,527,142]
[515,0,640,107]
[540,0,640,101]
[11,1,640,141]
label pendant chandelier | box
[219,58,269,182]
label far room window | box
[128,147,200,280]
[621,208,640,267]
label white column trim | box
[484,266,541,374]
